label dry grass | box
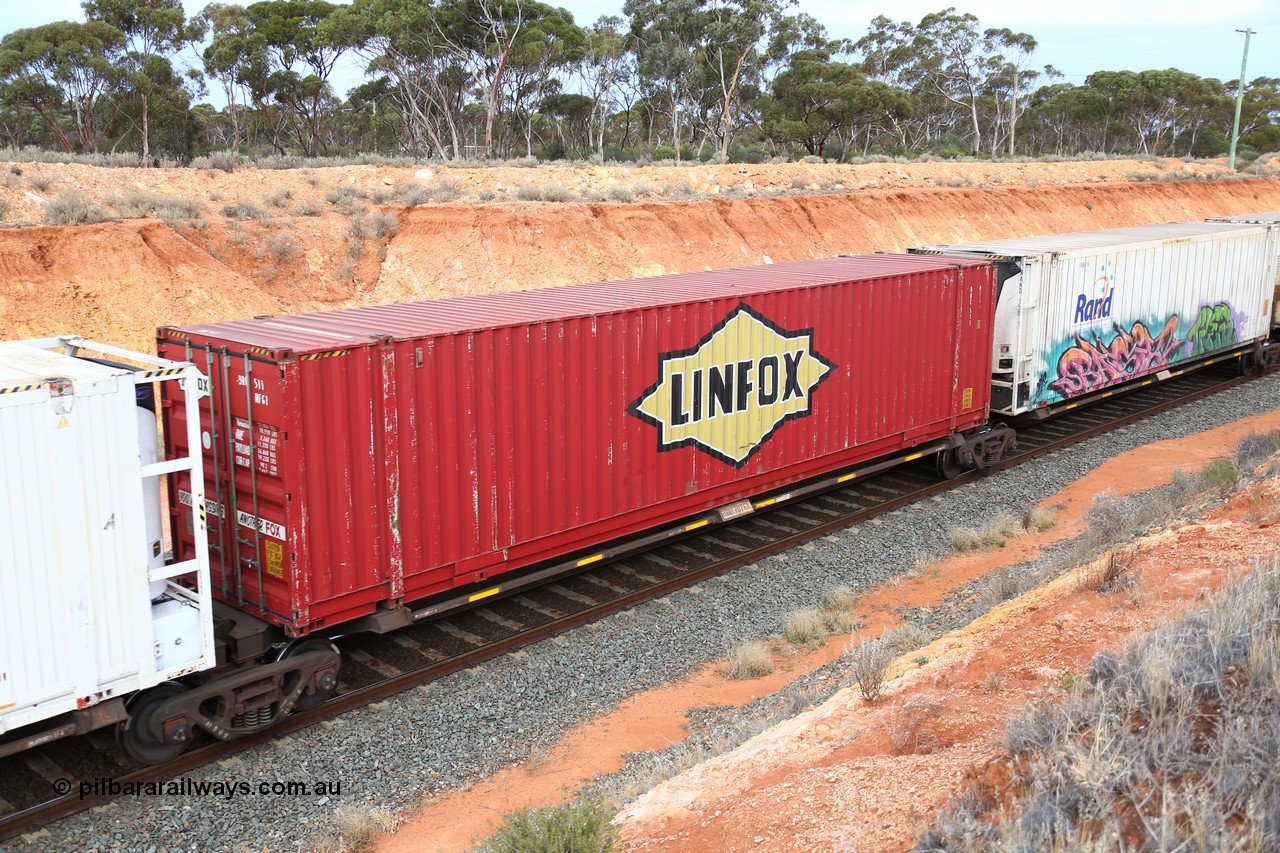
[950,511,1044,552]
[783,608,827,645]
[314,804,398,852]
[919,554,1280,852]
[725,640,774,679]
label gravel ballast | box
[8,373,1279,853]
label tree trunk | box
[141,91,150,163]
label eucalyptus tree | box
[192,3,265,152]
[0,21,125,153]
[577,16,630,158]
[762,47,910,156]
[336,0,469,159]
[502,5,586,157]
[246,0,356,155]
[82,0,192,161]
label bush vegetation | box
[43,191,108,225]
[476,798,618,853]
[918,555,1280,852]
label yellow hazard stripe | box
[754,498,776,509]
[684,520,709,532]
[246,346,272,355]
[0,701,14,711]
[140,367,186,379]
[468,587,501,603]
[576,554,604,567]
[0,384,41,394]
[299,349,350,361]
[837,472,857,483]
[904,452,924,461]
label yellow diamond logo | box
[628,304,836,467]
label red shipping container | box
[159,255,996,636]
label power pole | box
[1228,28,1254,172]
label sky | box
[4,0,1279,104]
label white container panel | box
[1207,213,1280,325]
[0,339,214,738]
[913,222,1277,414]
[0,377,150,732]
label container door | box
[166,343,292,627]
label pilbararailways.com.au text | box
[60,777,342,800]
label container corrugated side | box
[162,255,996,635]
[913,223,1276,414]
[1206,214,1280,325]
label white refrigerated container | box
[0,336,213,742]
[1207,213,1280,327]
[911,222,1277,415]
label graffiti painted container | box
[911,222,1278,415]
[1206,213,1280,327]
[158,255,995,635]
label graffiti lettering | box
[1049,316,1183,398]
[1187,302,1238,357]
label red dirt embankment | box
[374,179,1280,302]
[2,174,1278,352]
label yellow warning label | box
[265,540,284,579]
[962,387,974,409]
[57,415,71,429]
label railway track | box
[0,361,1266,843]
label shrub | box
[606,186,634,203]
[848,638,893,703]
[1079,548,1139,593]
[1235,431,1279,470]
[0,195,9,221]
[191,151,238,172]
[922,559,1280,851]
[267,187,293,208]
[479,798,618,853]
[541,182,574,202]
[349,210,399,240]
[880,623,933,655]
[783,608,826,645]
[725,640,774,678]
[109,191,203,221]
[1200,457,1239,496]
[220,201,269,220]
[325,185,365,206]
[516,185,543,201]
[43,191,108,225]
[265,232,302,261]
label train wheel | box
[276,638,342,711]
[935,449,964,480]
[118,683,191,765]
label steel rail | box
[0,362,1268,842]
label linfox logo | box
[628,303,836,467]
[1075,262,1115,324]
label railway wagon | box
[0,337,214,758]
[1206,212,1280,328]
[158,254,999,639]
[911,221,1279,416]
